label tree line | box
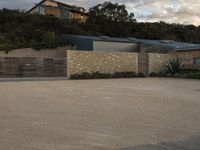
[0,2,200,51]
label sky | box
[0,0,200,26]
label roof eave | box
[27,0,46,13]
[176,47,200,52]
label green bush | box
[0,9,71,51]
[180,69,200,74]
[149,72,159,77]
[150,70,200,79]
[70,71,143,79]
[0,42,17,51]
[164,58,183,74]
[113,71,137,78]
[181,72,200,79]
[172,73,181,78]
[137,73,145,78]
[71,72,92,79]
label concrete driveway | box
[0,78,200,150]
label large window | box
[194,57,200,65]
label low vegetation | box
[0,9,69,51]
[1,1,200,51]
[150,59,200,79]
[70,71,145,79]
[150,70,200,79]
[164,59,183,75]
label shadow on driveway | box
[119,136,200,150]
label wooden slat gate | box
[0,57,66,78]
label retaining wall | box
[0,46,70,58]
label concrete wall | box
[93,41,138,52]
[148,53,176,74]
[176,50,200,69]
[67,50,138,78]
[0,47,70,58]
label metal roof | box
[135,39,200,51]
[63,34,200,51]
[63,34,137,43]
[28,0,86,14]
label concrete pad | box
[0,78,200,150]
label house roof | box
[28,0,86,14]
[28,0,45,12]
[63,34,136,43]
[136,39,200,51]
[63,34,200,51]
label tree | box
[1,6,200,51]
[88,2,136,23]
[129,13,136,22]
[86,2,136,37]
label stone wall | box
[148,53,176,74]
[67,50,138,78]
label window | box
[62,8,71,19]
[194,57,200,65]
[39,6,44,15]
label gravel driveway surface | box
[0,78,200,150]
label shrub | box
[0,42,17,51]
[181,72,200,79]
[180,69,200,74]
[149,72,159,77]
[173,73,181,78]
[165,58,183,74]
[113,71,137,78]
[149,70,200,79]
[159,72,167,77]
[70,71,142,79]
[137,73,145,78]
[71,72,91,79]
[91,72,112,79]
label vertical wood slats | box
[0,57,66,78]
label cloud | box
[0,0,200,25]
[132,0,200,26]
[0,0,35,10]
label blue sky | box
[0,0,200,26]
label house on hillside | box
[62,34,200,69]
[28,0,88,22]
